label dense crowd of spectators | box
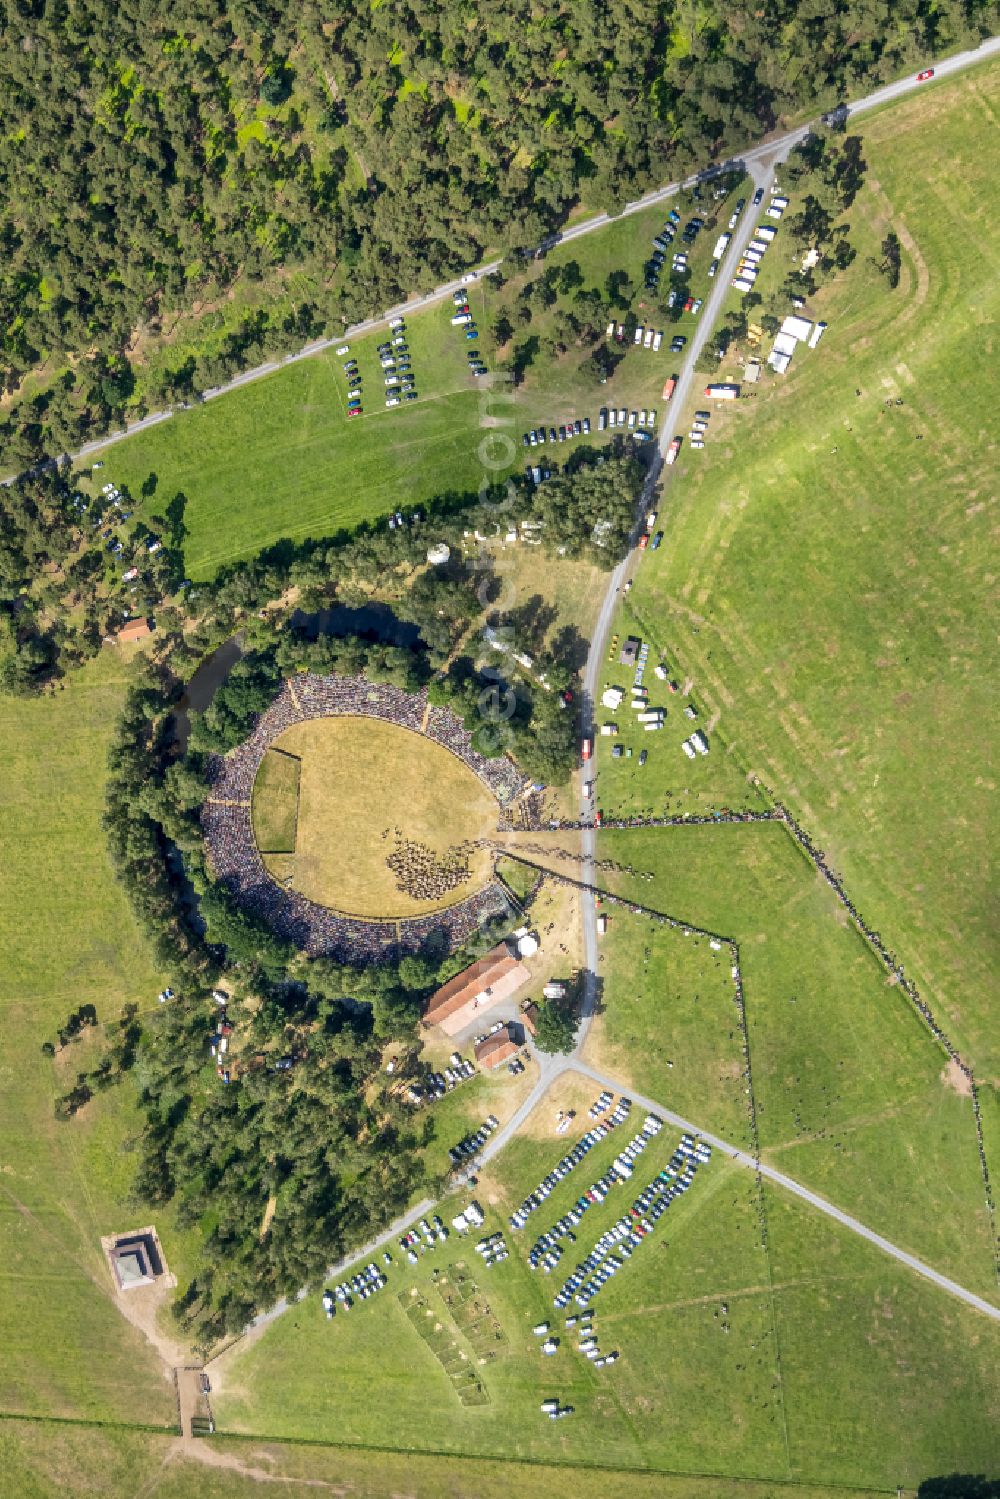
[205,672,522,809]
[201,672,518,962]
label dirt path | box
[164,1432,351,1489]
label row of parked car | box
[689,406,712,451]
[554,1137,712,1309]
[526,1113,662,1272]
[399,1214,449,1263]
[523,416,591,447]
[599,406,657,433]
[322,1261,389,1316]
[474,1230,510,1267]
[449,288,487,377]
[449,1113,500,1165]
[509,1098,633,1229]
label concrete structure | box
[104,1227,166,1292]
[424,945,530,1036]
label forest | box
[1,0,994,466]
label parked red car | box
[916,68,934,81]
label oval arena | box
[201,672,523,962]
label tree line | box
[1,432,643,701]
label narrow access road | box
[20,36,998,479]
[571,1058,1000,1323]
[574,150,775,1057]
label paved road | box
[211,1037,999,1370]
[28,36,999,479]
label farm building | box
[111,618,154,645]
[522,1002,540,1037]
[423,945,530,1036]
[475,1025,520,1070]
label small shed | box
[475,1026,519,1071]
[619,637,641,668]
[113,618,153,645]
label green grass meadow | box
[213,1101,1000,1489]
[88,184,746,585]
[612,64,1000,1077]
[584,912,754,1149]
[94,294,499,579]
[250,746,300,853]
[595,822,997,1302]
[0,1419,896,1499]
[0,657,180,1424]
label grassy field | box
[261,714,499,918]
[593,822,997,1301]
[249,747,300,853]
[609,64,1000,1078]
[583,911,754,1149]
[592,596,773,819]
[495,179,748,446]
[0,656,185,1424]
[211,1093,999,1490]
[84,184,745,584]
[0,1419,898,1499]
[90,298,498,580]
